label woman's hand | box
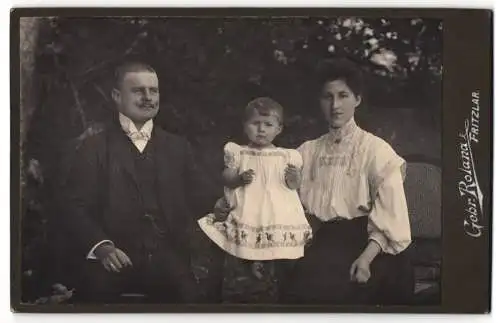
[349,256,371,283]
[349,240,382,283]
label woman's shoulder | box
[297,135,328,152]
[357,128,405,173]
[357,128,397,156]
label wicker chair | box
[403,157,442,305]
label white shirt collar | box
[327,117,358,144]
[118,113,154,153]
[118,113,154,139]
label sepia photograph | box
[11,8,490,313]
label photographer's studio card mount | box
[10,8,492,313]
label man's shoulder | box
[69,122,107,150]
[75,122,187,140]
[154,126,190,146]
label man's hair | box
[243,97,284,124]
[315,58,364,97]
[114,61,157,88]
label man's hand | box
[285,164,301,189]
[213,197,233,222]
[239,169,255,186]
[94,243,133,273]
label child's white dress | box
[198,142,312,261]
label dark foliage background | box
[19,16,442,304]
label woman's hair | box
[243,97,284,124]
[315,58,364,97]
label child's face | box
[244,112,282,148]
[112,71,160,127]
[319,79,361,129]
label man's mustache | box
[138,102,157,108]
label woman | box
[284,58,414,305]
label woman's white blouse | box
[297,120,412,255]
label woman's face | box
[319,79,361,129]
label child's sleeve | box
[223,142,240,170]
[288,149,304,169]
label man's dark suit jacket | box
[58,120,218,267]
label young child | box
[198,97,312,299]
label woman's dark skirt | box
[283,216,414,305]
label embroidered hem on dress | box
[198,214,312,261]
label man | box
[59,62,220,303]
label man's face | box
[112,71,160,126]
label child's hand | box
[285,164,301,189]
[239,169,255,186]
